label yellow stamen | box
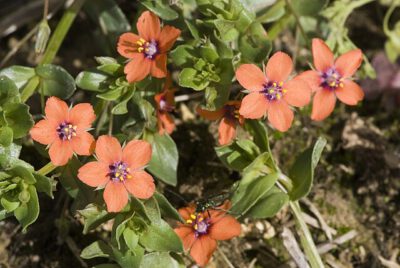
[282,89,287,93]
[72,132,77,136]
[138,47,144,52]
[276,95,281,100]
[145,48,149,52]
[190,214,196,220]
[339,83,344,88]
[269,89,275,93]
[115,172,120,177]
[198,217,203,222]
[279,81,283,86]
[64,128,69,132]
[194,224,198,230]
[186,219,193,224]
[329,81,336,87]
[273,82,277,87]
[127,174,132,179]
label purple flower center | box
[186,213,210,237]
[320,67,344,90]
[137,38,158,59]
[108,161,131,182]
[56,122,77,141]
[159,98,174,112]
[260,81,287,101]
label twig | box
[379,249,400,268]
[43,0,49,20]
[301,212,337,236]
[0,25,38,68]
[217,247,235,268]
[174,92,203,102]
[65,236,88,268]
[317,230,357,254]
[282,227,310,268]
[302,198,335,241]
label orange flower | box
[236,52,311,132]
[197,101,244,145]
[77,136,155,212]
[29,97,95,166]
[154,75,176,135]
[174,202,241,266]
[299,38,364,121]
[117,11,181,83]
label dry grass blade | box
[282,227,310,268]
[317,230,358,255]
[302,198,335,241]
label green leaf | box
[111,89,135,115]
[231,173,279,215]
[245,120,270,152]
[130,196,151,223]
[78,203,115,234]
[1,196,20,212]
[0,209,12,220]
[178,68,209,91]
[3,102,34,138]
[139,219,183,252]
[59,157,81,198]
[154,192,182,222]
[14,185,39,231]
[216,139,260,171]
[292,0,328,17]
[75,70,109,92]
[142,0,179,20]
[256,1,286,23]
[10,165,36,184]
[147,133,178,186]
[0,143,33,170]
[143,197,161,224]
[239,23,271,62]
[140,252,179,268]
[81,240,112,259]
[214,19,239,41]
[289,137,327,201]
[0,76,20,105]
[33,173,56,198]
[245,186,289,219]
[123,228,139,252]
[35,64,76,99]
[170,45,194,67]
[0,126,13,146]
[0,66,36,89]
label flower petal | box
[283,77,312,107]
[190,236,217,267]
[209,215,241,241]
[267,101,294,132]
[122,140,152,169]
[69,103,96,129]
[218,118,236,145]
[158,112,175,135]
[117,33,141,59]
[158,25,181,52]
[265,51,293,82]
[48,139,73,166]
[334,49,363,78]
[95,135,122,164]
[297,70,321,93]
[239,93,269,119]
[179,206,196,220]
[235,64,266,92]
[45,97,68,124]
[30,119,57,145]
[311,89,337,121]
[175,226,196,251]
[71,131,95,156]
[151,54,167,78]
[103,182,128,212]
[124,170,155,199]
[77,161,109,187]
[312,38,334,72]
[196,107,224,121]
[335,80,364,105]
[136,11,161,41]
[124,54,151,83]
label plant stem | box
[290,201,324,268]
[37,162,57,176]
[285,0,309,47]
[40,0,86,65]
[108,103,114,135]
[20,0,86,103]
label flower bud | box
[35,20,51,54]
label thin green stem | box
[285,0,309,47]
[383,2,397,35]
[37,162,57,176]
[20,0,86,102]
[21,76,40,103]
[40,0,86,65]
[108,103,114,135]
[290,201,324,268]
